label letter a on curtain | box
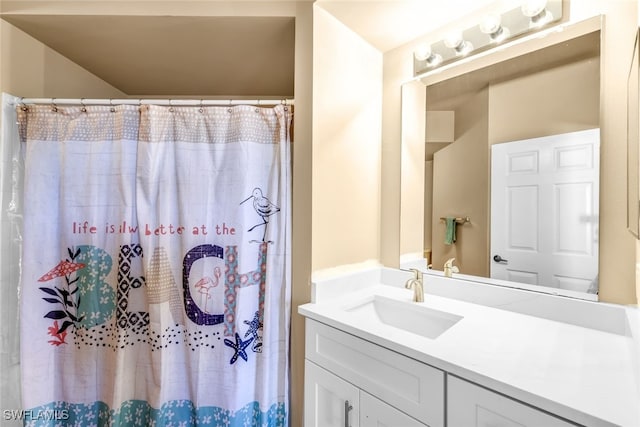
[17,103,291,426]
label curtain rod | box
[16,98,294,107]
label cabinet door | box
[305,360,360,427]
[360,391,426,427]
[448,376,576,427]
[306,319,445,427]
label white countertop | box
[298,268,640,427]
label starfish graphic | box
[243,311,264,353]
[243,311,263,340]
[224,332,254,364]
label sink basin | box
[347,295,463,339]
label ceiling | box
[2,14,296,97]
[316,0,501,52]
[1,1,505,96]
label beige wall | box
[312,5,383,271]
[424,160,434,259]
[595,1,638,304]
[400,80,426,261]
[488,58,600,144]
[381,39,415,268]
[431,88,489,276]
[290,3,313,425]
[0,20,124,98]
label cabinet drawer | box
[448,376,577,427]
[361,391,427,427]
[305,319,444,427]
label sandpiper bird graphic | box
[240,187,280,242]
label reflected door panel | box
[490,128,599,293]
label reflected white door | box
[490,128,599,293]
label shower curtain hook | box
[109,99,116,113]
[19,97,28,112]
[51,98,58,113]
[199,99,204,114]
[80,98,87,113]
[168,99,174,112]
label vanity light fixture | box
[444,31,473,56]
[414,44,443,68]
[413,0,563,77]
[522,0,553,28]
[480,14,510,43]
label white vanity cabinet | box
[305,360,426,427]
[304,319,445,427]
[447,376,577,427]
[304,319,582,427]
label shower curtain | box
[16,102,291,426]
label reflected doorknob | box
[493,254,508,263]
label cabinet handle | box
[344,400,353,427]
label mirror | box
[627,28,640,238]
[400,18,602,300]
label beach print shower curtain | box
[17,103,291,426]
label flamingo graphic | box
[240,187,280,242]
[194,266,221,314]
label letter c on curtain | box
[183,244,225,325]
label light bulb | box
[480,14,510,43]
[521,0,547,17]
[444,31,473,57]
[479,14,501,35]
[414,44,432,61]
[414,43,442,68]
[522,0,552,27]
[443,31,464,49]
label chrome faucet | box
[405,268,424,302]
[444,258,459,278]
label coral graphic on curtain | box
[18,103,291,426]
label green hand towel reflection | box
[445,217,457,245]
